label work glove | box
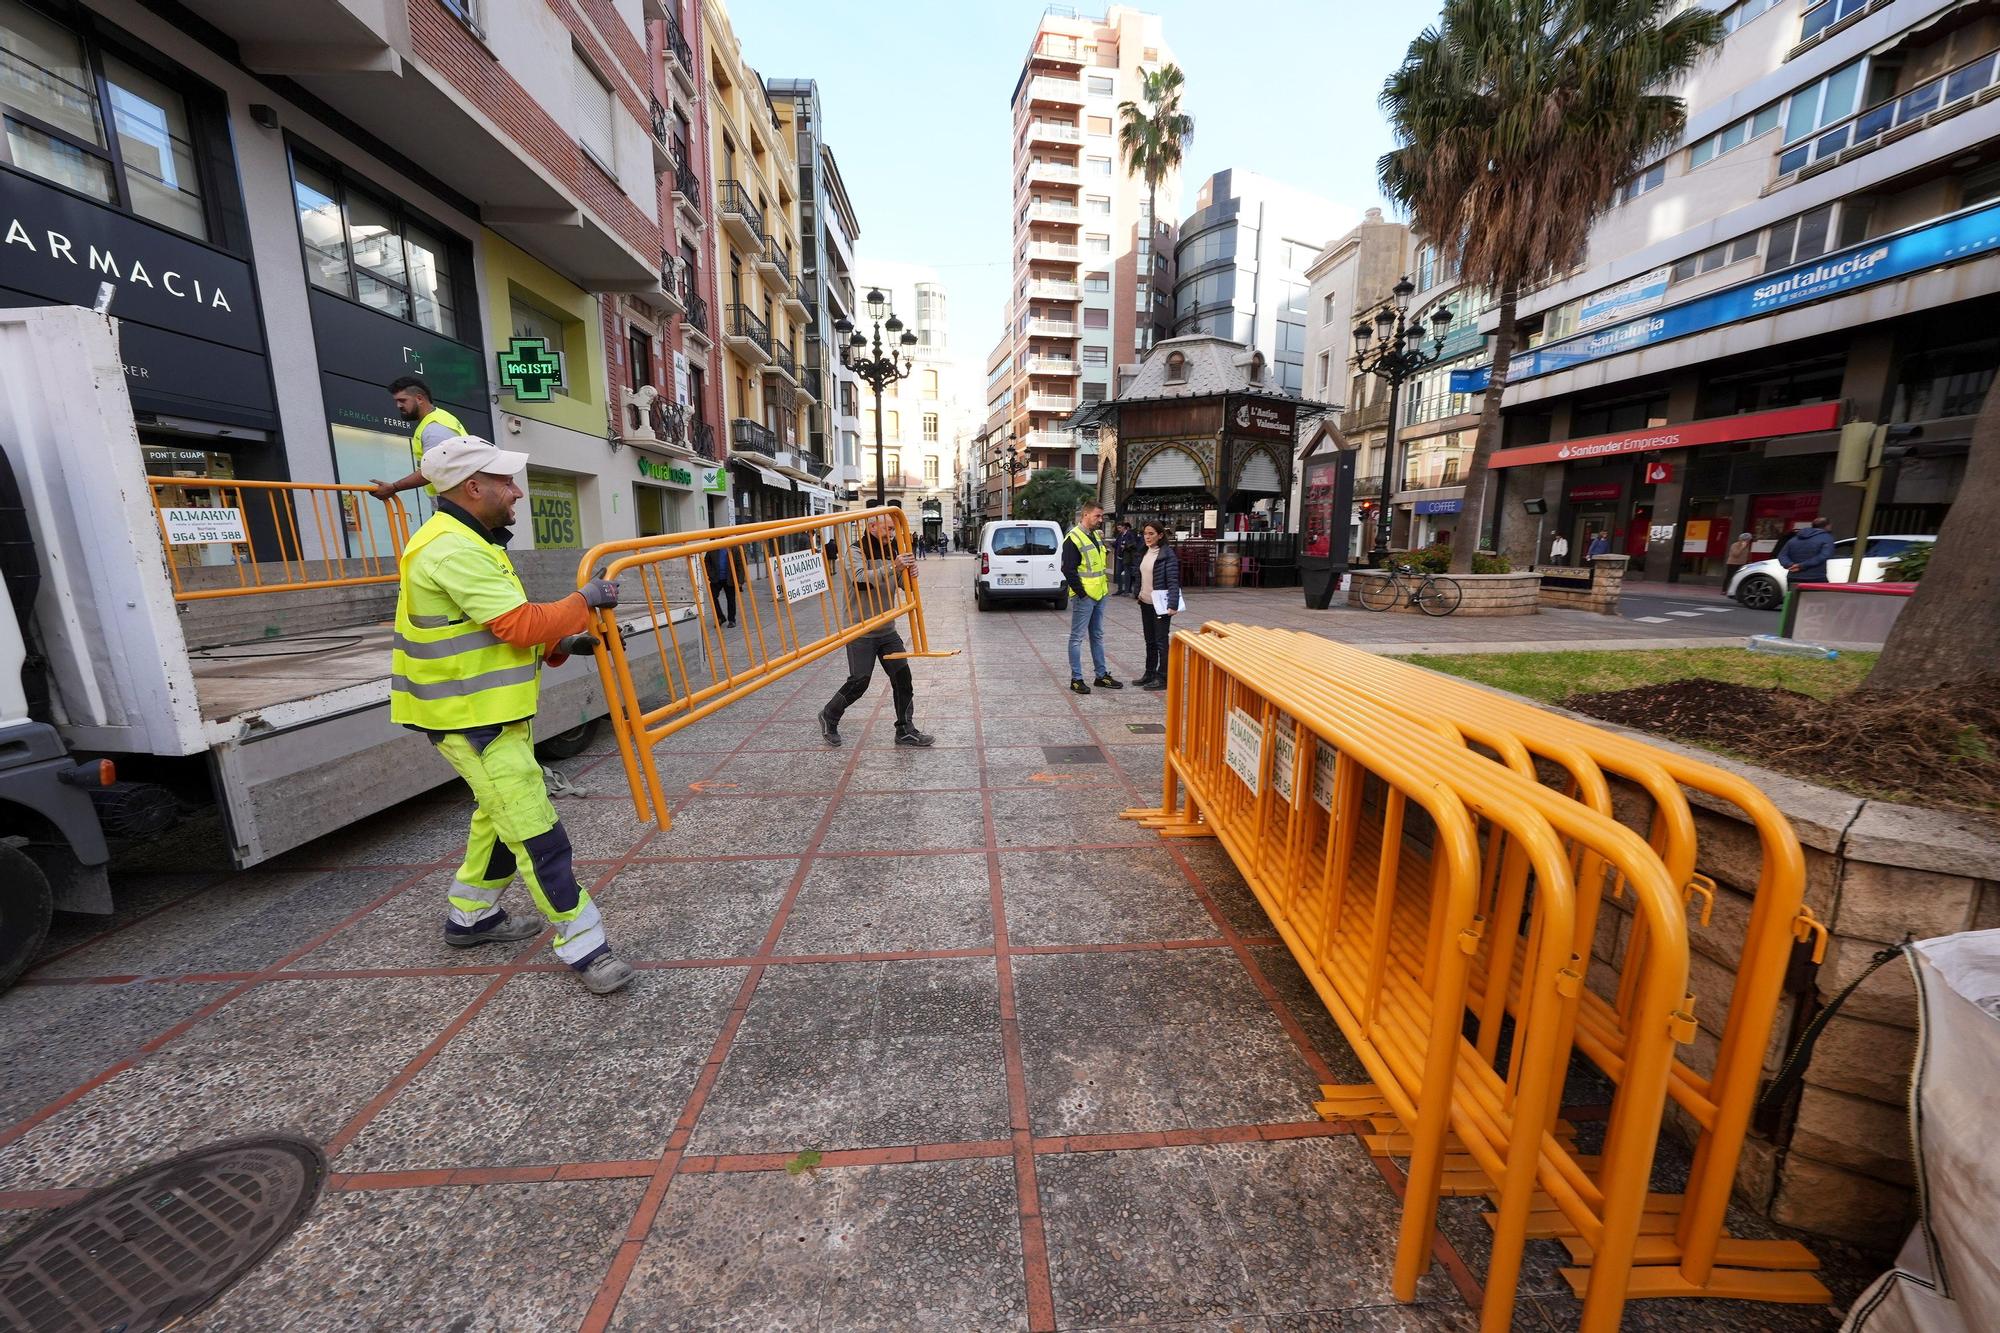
[581,577,621,609]
[554,633,599,658]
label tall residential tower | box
[1003,5,1177,508]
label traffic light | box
[1876,423,1924,465]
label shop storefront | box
[1490,402,1840,583]
[633,453,725,536]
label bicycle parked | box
[1358,563,1463,616]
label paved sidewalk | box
[0,578,1869,1330]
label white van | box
[976,520,1067,610]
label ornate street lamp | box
[995,440,1033,519]
[1352,274,1453,567]
[834,287,918,507]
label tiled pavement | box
[0,569,1875,1329]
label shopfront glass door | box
[333,423,434,530]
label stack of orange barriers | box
[1121,623,1830,1332]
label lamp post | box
[834,288,918,508]
[996,440,1029,520]
[1352,274,1452,567]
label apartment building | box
[980,329,1017,522]
[1002,5,1177,505]
[1301,209,1410,555]
[0,0,685,556]
[1468,0,2000,583]
[604,0,730,539]
[703,2,831,522]
[1171,169,1347,395]
[768,78,864,498]
[854,263,971,541]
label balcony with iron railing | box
[1353,474,1384,500]
[768,342,799,383]
[649,95,668,146]
[658,251,685,315]
[732,418,778,454]
[684,291,711,344]
[1776,47,2000,179]
[666,14,696,92]
[1025,119,1084,145]
[689,417,716,459]
[1344,398,1390,433]
[759,237,792,286]
[717,180,763,248]
[1026,77,1085,105]
[802,368,823,401]
[672,153,701,216]
[784,275,809,319]
[725,303,772,364]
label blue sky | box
[728,0,1432,362]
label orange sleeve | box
[488,592,592,649]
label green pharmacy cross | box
[497,336,565,402]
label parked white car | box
[975,520,1067,610]
[1726,534,1934,610]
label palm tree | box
[1378,0,1724,575]
[1118,64,1193,300]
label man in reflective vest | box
[391,436,634,994]
[1063,500,1123,695]
[369,375,467,502]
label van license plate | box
[999,574,1025,586]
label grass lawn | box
[1396,647,1880,704]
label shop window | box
[0,1,223,240]
[290,148,468,338]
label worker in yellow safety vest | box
[369,375,467,501]
[391,435,634,994]
[1063,500,1123,695]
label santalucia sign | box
[0,167,262,354]
[1457,198,2000,392]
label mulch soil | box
[1562,672,2000,814]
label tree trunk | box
[1450,288,1516,575]
[1865,381,1999,687]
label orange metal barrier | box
[1126,625,1695,1333]
[1242,629,1825,1306]
[146,476,412,602]
[577,506,955,829]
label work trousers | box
[709,576,737,624]
[1067,593,1108,680]
[432,720,607,969]
[1139,602,1174,681]
[825,626,915,730]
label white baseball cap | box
[420,436,529,491]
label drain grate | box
[1125,722,1167,735]
[1042,745,1107,765]
[0,1135,324,1333]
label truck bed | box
[189,624,396,722]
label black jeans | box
[825,626,915,729]
[709,577,736,624]
[1140,602,1174,681]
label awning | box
[729,454,793,491]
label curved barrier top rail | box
[145,477,411,602]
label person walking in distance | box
[389,437,634,994]
[817,513,936,748]
[704,544,737,629]
[1777,516,1835,586]
[368,376,466,503]
[1586,529,1610,559]
[1064,501,1122,695]
[1724,531,1753,587]
[1134,520,1182,691]
[1112,519,1141,595]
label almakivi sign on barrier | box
[161,507,246,545]
[1225,707,1263,793]
[777,548,829,605]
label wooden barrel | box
[1216,552,1240,587]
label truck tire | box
[0,842,53,991]
[534,717,601,762]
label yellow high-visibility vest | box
[389,512,542,730]
[1067,527,1109,601]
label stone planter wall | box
[1559,714,2000,1252]
[1537,554,1628,615]
[1345,570,1541,617]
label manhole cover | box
[1042,745,1107,764]
[0,1135,325,1333]
[1125,722,1167,735]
